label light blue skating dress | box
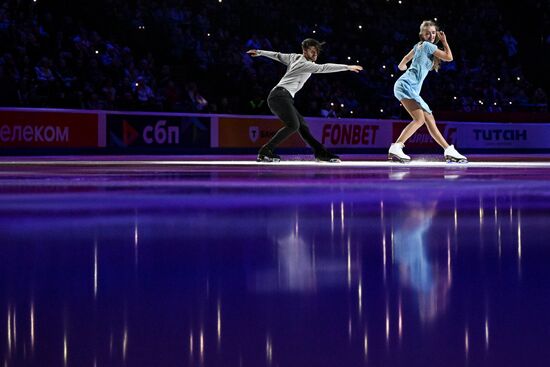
[393,41,438,114]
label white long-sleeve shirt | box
[256,50,349,97]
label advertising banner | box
[2,108,549,152]
[215,116,392,148]
[216,116,306,148]
[392,121,550,149]
[308,118,391,148]
[0,110,99,148]
[107,114,210,148]
[455,123,550,149]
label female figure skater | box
[247,38,363,162]
[389,20,467,163]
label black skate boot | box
[257,146,281,162]
[315,149,341,163]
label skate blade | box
[316,158,341,163]
[445,156,468,164]
[388,153,410,163]
[257,155,281,163]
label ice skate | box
[388,142,411,163]
[444,145,467,163]
[315,149,341,163]
[257,146,281,162]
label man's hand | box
[246,50,260,57]
[348,65,363,73]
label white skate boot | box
[444,145,467,163]
[388,142,411,163]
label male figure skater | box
[247,38,363,162]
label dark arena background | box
[1,0,550,366]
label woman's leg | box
[423,111,450,149]
[395,99,426,144]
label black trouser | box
[264,87,324,153]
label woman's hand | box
[437,31,447,44]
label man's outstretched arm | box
[247,50,293,65]
[298,62,363,74]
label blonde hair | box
[418,20,441,72]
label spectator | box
[0,0,546,116]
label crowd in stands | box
[0,0,548,118]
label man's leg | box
[258,90,301,161]
[264,93,300,149]
[296,112,324,153]
[296,112,340,162]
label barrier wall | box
[1,108,549,152]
